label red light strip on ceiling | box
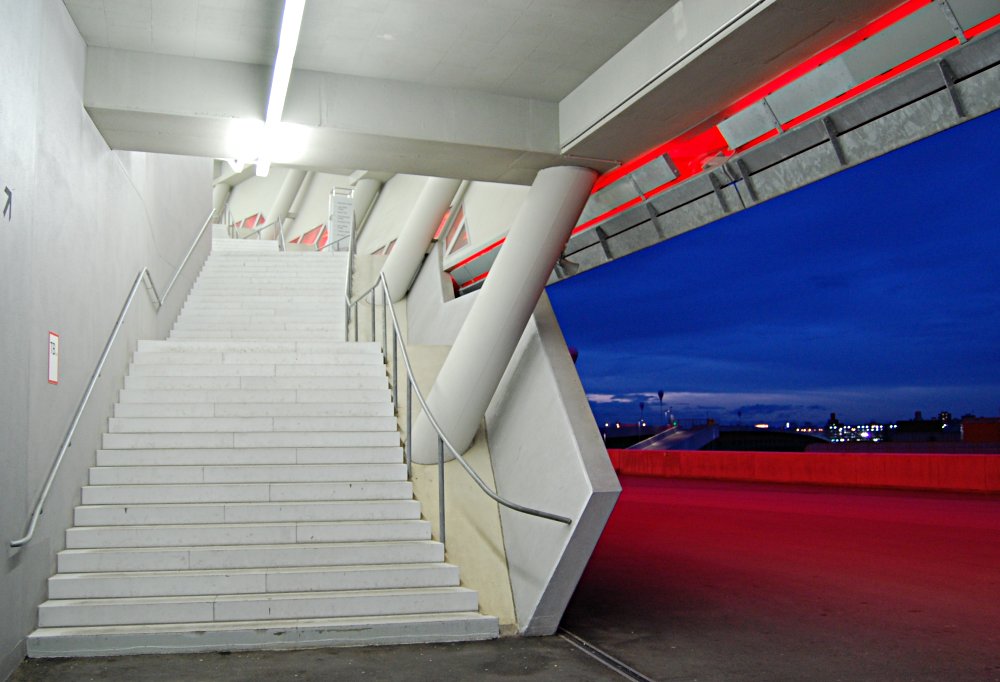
[448,237,505,271]
[782,38,959,131]
[453,5,998,290]
[459,270,490,289]
[433,210,451,240]
[966,12,1000,39]
[591,0,935,194]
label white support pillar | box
[282,170,315,240]
[267,168,307,240]
[412,166,596,463]
[382,177,461,302]
[352,178,382,237]
[212,182,231,219]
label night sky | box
[547,109,1000,427]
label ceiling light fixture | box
[256,0,307,177]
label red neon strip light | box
[433,210,451,240]
[721,0,934,120]
[458,270,490,289]
[571,196,644,236]
[966,12,1000,39]
[733,127,780,154]
[590,0,934,194]
[460,4,991,289]
[783,38,959,130]
[447,238,505,271]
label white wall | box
[440,182,530,265]
[227,168,289,223]
[461,182,530,247]
[356,174,428,255]
[0,2,212,677]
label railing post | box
[406,377,412,480]
[438,436,446,547]
[353,301,359,342]
[370,290,376,342]
[381,284,387,358]
[392,325,398,406]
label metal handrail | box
[347,274,573,538]
[236,219,277,240]
[10,208,216,548]
[319,232,352,252]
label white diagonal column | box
[267,168,307,241]
[382,178,461,302]
[412,166,596,463]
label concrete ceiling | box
[64,0,679,101]
[62,0,908,182]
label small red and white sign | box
[48,332,59,385]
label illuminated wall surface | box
[547,108,1000,426]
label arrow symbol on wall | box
[2,187,11,220]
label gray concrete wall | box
[0,2,212,678]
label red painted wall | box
[608,449,1000,493]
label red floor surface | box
[562,476,1000,681]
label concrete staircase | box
[28,238,498,657]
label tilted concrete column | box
[282,171,315,239]
[267,168,307,240]
[412,166,597,463]
[382,177,461,302]
[212,182,231,219]
[352,178,382,237]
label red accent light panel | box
[447,237,505,271]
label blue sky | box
[547,109,1000,427]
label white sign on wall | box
[332,194,354,244]
[48,332,59,385]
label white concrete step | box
[136,340,379,353]
[88,463,406,485]
[101,431,399,449]
[74,499,420,526]
[171,323,345,333]
[192,277,345,284]
[58,540,444,573]
[95,446,404,466]
[117,388,392,404]
[38,586,478,627]
[211,242,278,252]
[131,351,383,366]
[66,519,431,549]
[112,402,393,418]
[185,293,343,299]
[176,308,343,318]
[122,376,386,390]
[176,309,344,318]
[125,364,384,377]
[27,611,498,657]
[107,416,397,433]
[48,563,460,599]
[80,481,413,505]
[168,330,347,340]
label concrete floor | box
[12,477,1000,681]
